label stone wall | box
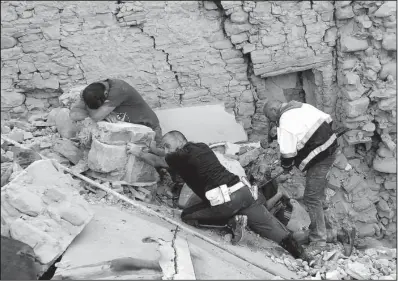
[1,0,338,139]
[1,1,397,242]
[332,1,396,245]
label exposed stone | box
[382,33,397,51]
[346,262,371,280]
[373,155,397,174]
[344,97,370,118]
[340,35,369,52]
[336,6,355,19]
[1,91,26,110]
[379,62,397,80]
[53,139,84,165]
[55,108,78,139]
[1,36,17,49]
[88,138,128,174]
[59,85,86,108]
[230,11,249,24]
[373,1,397,17]
[1,160,93,274]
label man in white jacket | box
[263,99,338,255]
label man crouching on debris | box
[69,79,162,142]
[127,130,306,259]
[263,99,340,256]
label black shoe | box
[279,234,305,259]
[228,215,247,245]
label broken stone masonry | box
[1,0,397,280]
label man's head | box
[160,130,187,154]
[82,82,108,109]
[263,99,283,122]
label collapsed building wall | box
[1,1,397,243]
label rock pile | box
[1,159,94,276]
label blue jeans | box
[304,151,337,246]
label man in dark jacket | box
[70,79,162,142]
[127,130,305,259]
[263,99,338,255]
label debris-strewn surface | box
[1,159,94,276]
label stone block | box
[55,108,78,139]
[382,33,397,51]
[378,97,396,111]
[230,11,248,24]
[93,121,155,145]
[53,139,83,165]
[340,35,369,52]
[373,1,396,17]
[343,97,370,118]
[239,148,261,167]
[261,35,285,47]
[231,33,248,44]
[379,62,397,80]
[342,174,363,193]
[212,40,233,50]
[336,6,355,19]
[123,154,158,183]
[1,90,26,110]
[88,138,128,173]
[346,262,371,280]
[373,156,397,174]
[1,159,93,275]
[1,36,17,49]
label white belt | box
[228,181,246,194]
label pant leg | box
[239,199,290,243]
[181,187,254,226]
[304,152,337,245]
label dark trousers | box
[181,186,290,244]
[304,151,337,245]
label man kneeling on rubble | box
[69,79,162,142]
[127,130,305,259]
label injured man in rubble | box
[69,79,162,142]
[126,130,306,259]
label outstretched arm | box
[127,144,169,169]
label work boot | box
[279,234,306,259]
[227,215,248,245]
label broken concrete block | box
[346,262,371,280]
[239,148,261,167]
[154,104,247,144]
[87,123,158,184]
[173,237,196,280]
[53,139,84,165]
[88,138,128,173]
[93,121,155,145]
[373,155,397,174]
[55,108,78,139]
[343,97,370,118]
[1,159,93,276]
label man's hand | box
[149,140,157,152]
[127,143,143,157]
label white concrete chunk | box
[154,104,247,144]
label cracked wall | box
[0,0,397,244]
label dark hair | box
[163,130,187,143]
[82,82,106,109]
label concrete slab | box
[54,204,175,279]
[154,104,248,144]
[173,237,196,280]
